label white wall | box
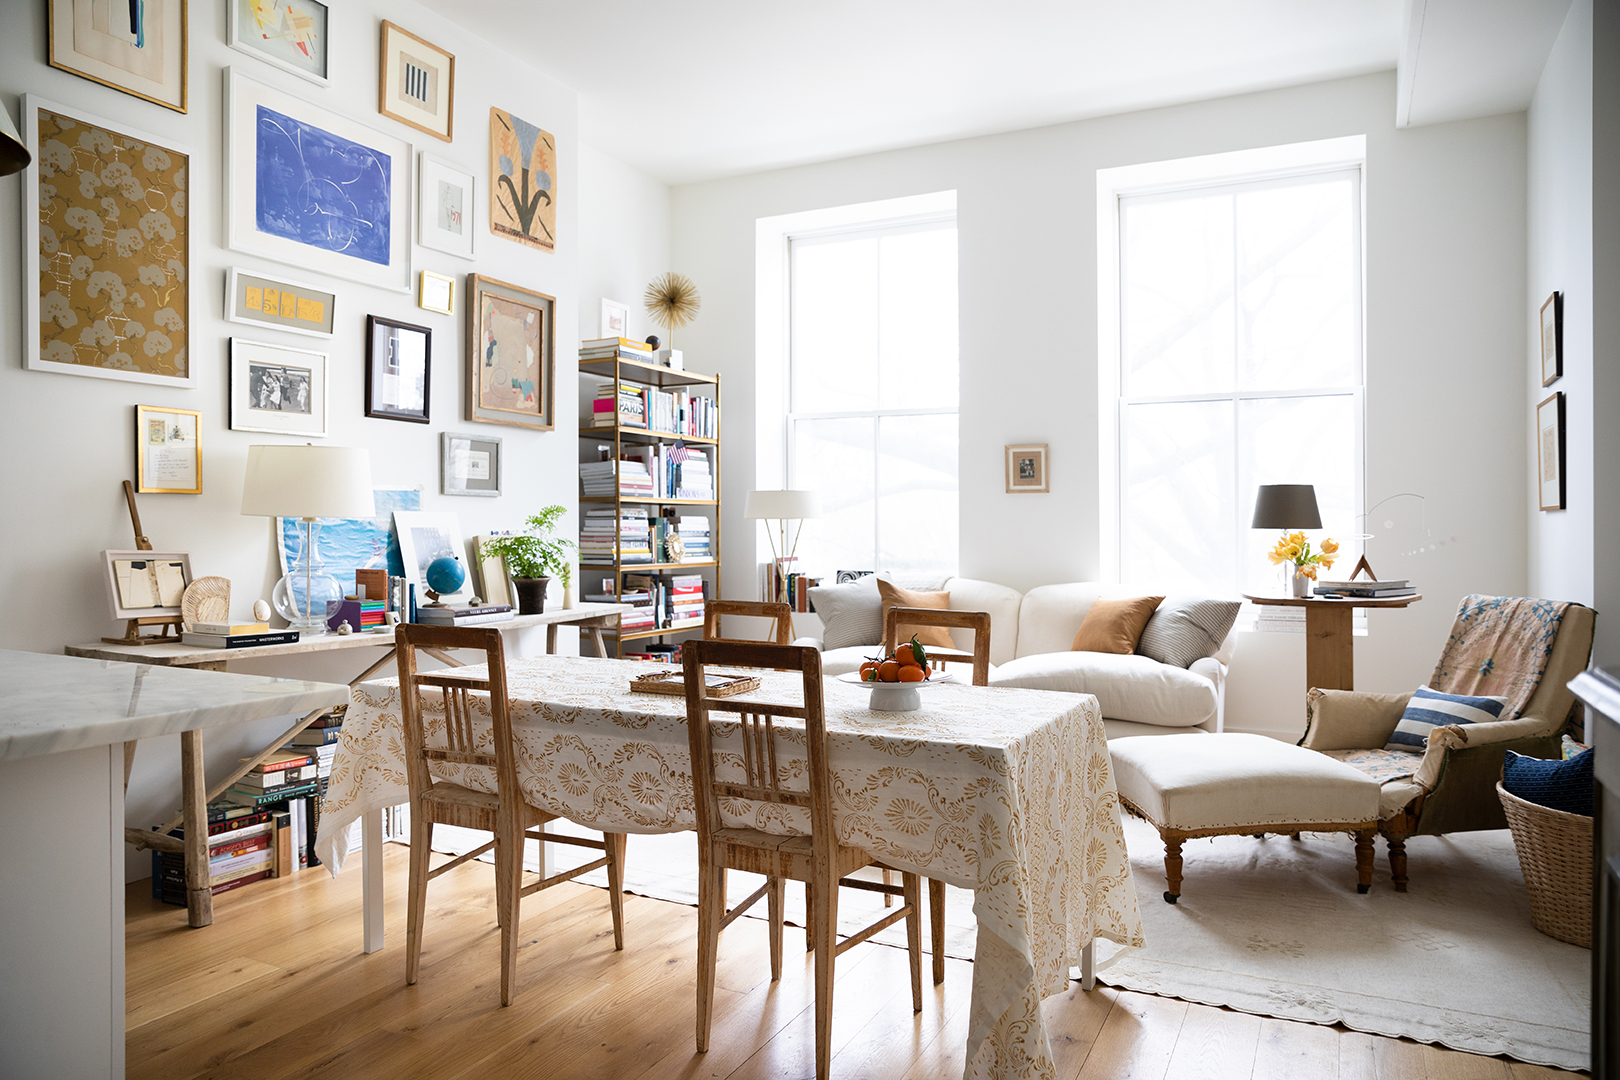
[577,143,671,347]
[0,0,599,879]
[672,72,1529,737]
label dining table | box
[314,654,1144,1080]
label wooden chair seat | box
[712,827,874,880]
[416,782,548,832]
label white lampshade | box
[240,445,376,519]
[744,489,821,520]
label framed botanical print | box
[1538,392,1566,512]
[418,152,476,259]
[466,275,555,431]
[228,0,328,86]
[1541,291,1563,387]
[24,96,194,387]
[135,406,200,493]
[489,107,556,252]
[365,315,431,424]
[229,337,329,436]
[48,0,188,112]
[379,21,454,142]
[441,433,502,497]
[225,266,336,337]
[225,67,413,292]
[1005,444,1049,494]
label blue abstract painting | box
[277,488,421,591]
[255,105,391,266]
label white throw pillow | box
[806,577,883,651]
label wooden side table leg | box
[1162,832,1184,904]
[1305,603,1355,691]
[1354,829,1374,893]
[589,627,608,658]
[180,728,212,928]
[546,624,559,655]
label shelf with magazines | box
[577,339,720,659]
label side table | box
[1243,593,1422,692]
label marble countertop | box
[0,650,350,761]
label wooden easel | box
[102,480,185,645]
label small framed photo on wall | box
[1005,443,1049,494]
[441,432,502,497]
[365,316,432,424]
[601,298,630,339]
[1537,392,1566,511]
[418,270,455,316]
[1541,291,1563,386]
[135,405,201,494]
[418,152,475,259]
[229,338,329,436]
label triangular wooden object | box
[1348,554,1378,582]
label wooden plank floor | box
[125,843,1585,1080]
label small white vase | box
[562,575,577,609]
[1292,567,1312,598]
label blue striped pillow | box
[1384,685,1508,753]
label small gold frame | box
[419,270,456,315]
[135,405,202,494]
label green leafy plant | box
[481,506,575,587]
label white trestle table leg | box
[363,809,384,953]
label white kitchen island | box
[0,650,349,1080]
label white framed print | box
[601,298,630,339]
[394,510,472,604]
[227,0,329,86]
[229,337,329,436]
[417,152,475,259]
[224,67,413,292]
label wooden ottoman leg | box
[1387,836,1408,893]
[1354,829,1374,894]
[1162,833,1184,904]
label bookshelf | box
[578,355,721,658]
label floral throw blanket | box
[1429,595,1568,721]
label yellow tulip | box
[1320,538,1340,555]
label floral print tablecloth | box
[315,655,1142,1080]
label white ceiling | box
[424,0,1568,185]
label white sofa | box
[801,577,1234,738]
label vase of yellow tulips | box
[1268,531,1339,597]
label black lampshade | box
[1252,484,1322,530]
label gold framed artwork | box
[1540,291,1563,387]
[379,21,454,142]
[225,266,336,337]
[1537,392,1566,512]
[490,108,556,252]
[48,0,188,112]
[419,270,455,315]
[136,405,201,494]
[24,96,193,387]
[466,274,555,431]
[1005,444,1049,494]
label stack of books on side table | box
[413,602,514,626]
[181,621,299,648]
[1254,606,1307,633]
[1313,578,1418,599]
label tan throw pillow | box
[876,579,955,649]
[1071,596,1165,654]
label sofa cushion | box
[990,651,1217,727]
[1071,595,1164,654]
[876,579,954,648]
[807,577,883,651]
[941,577,1022,664]
[818,644,878,677]
[1137,596,1242,668]
[1385,685,1508,753]
[1014,583,1163,658]
[1503,748,1594,816]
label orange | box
[896,645,920,667]
[877,660,901,682]
[897,665,926,683]
[859,661,879,681]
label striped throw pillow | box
[1384,685,1508,753]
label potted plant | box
[480,506,576,615]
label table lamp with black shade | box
[1252,483,1322,597]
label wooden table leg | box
[1080,940,1095,991]
[546,624,558,654]
[1304,603,1355,691]
[180,728,212,928]
[363,809,385,953]
[589,627,608,658]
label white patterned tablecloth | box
[315,655,1142,1080]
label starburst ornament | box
[644,273,701,349]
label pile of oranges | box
[859,636,930,683]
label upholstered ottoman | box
[1110,733,1381,903]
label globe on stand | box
[423,555,466,606]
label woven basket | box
[1496,781,1592,948]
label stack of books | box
[677,516,711,560]
[1254,606,1307,633]
[181,623,299,649]
[617,573,658,631]
[223,754,319,810]
[644,387,716,437]
[673,449,714,500]
[580,506,652,565]
[151,806,278,905]
[786,573,820,613]
[1313,578,1417,599]
[580,337,656,363]
[414,602,515,626]
[666,574,705,628]
[587,382,648,429]
[579,457,654,498]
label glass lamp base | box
[271,568,342,635]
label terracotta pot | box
[514,576,549,615]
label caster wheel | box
[1163,891,1178,904]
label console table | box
[1243,593,1422,692]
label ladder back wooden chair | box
[396,623,627,1006]
[683,639,923,1080]
[702,599,795,644]
[882,605,993,984]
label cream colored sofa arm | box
[1299,688,1412,751]
[1188,656,1227,731]
[1410,715,1561,791]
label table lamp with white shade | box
[744,489,821,605]
[241,445,375,635]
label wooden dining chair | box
[684,639,923,1080]
[396,623,627,1006]
[702,599,795,644]
[882,605,993,985]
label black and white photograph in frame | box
[441,432,502,497]
[365,315,431,423]
[229,337,328,436]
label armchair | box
[1299,597,1595,891]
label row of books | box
[582,381,717,441]
[580,457,655,498]
[579,337,656,363]
[1312,577,1417,599]
[581,506,654,565]
[589,572,706,632]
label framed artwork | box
[394,511,471,603]
[473,534,514,607]
[136,405,200,494]
[418,152,475,259]
[228,0,328,86]
[601,298,630,339]
[418,270,455,315]
[466,274,555,431]
[48,0,188,112]
[225,67,413,292]
[379,21,454,142]
[1005,444,1049,494]
[101,550,193,620]
[489,107,556,252]
[225,266,335,337]
[365,315,431,424]
[441,432,503,497]
[229,337,328,436]
[23,97,194,388]
[1541,291,1563,387]
[1538,392,1566,512]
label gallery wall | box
[0,0,614,879]
[672,71,1531,738]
